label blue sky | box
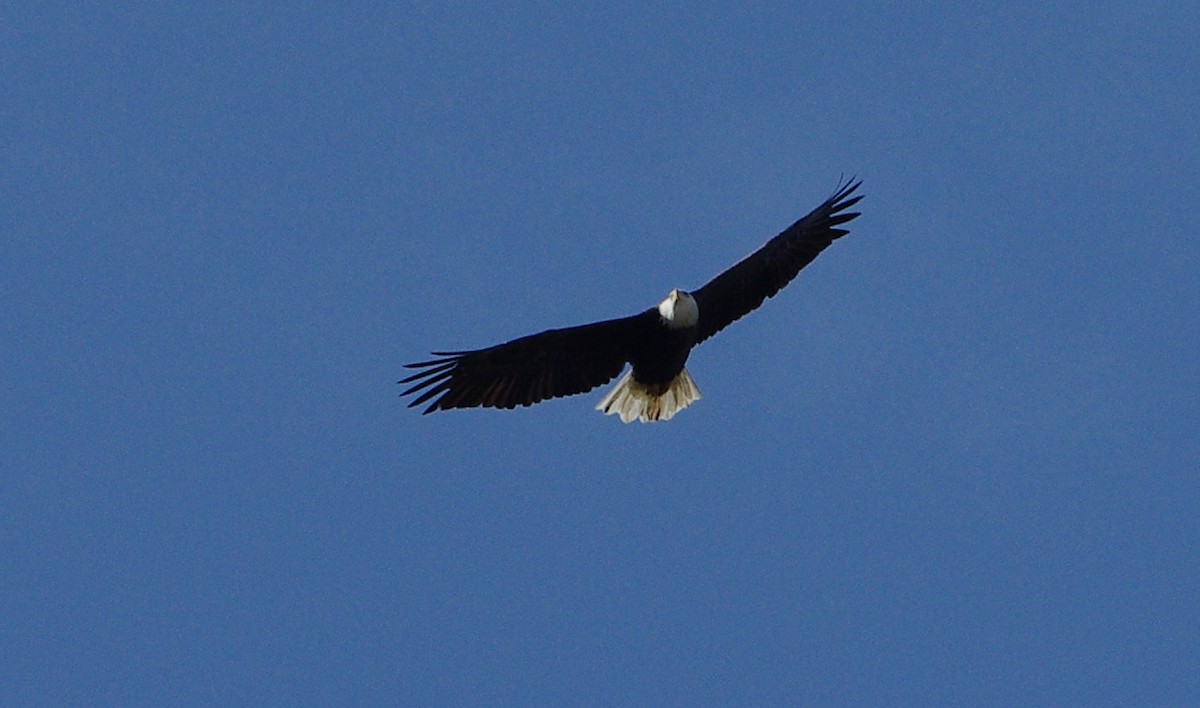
[3,3,1198,705]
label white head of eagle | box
[400,178,863,422]
[658,288,699,329]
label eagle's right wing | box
[400,311,654,413]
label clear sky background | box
[3,3,1198,705]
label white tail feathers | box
[595,369,702,423]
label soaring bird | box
[401,178,863,423]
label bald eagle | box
[401,179,862,422]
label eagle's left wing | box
[691,178,862,345]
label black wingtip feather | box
[398,363,456,387]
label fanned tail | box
[595,369,701,423]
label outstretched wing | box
[691,178,863,345]
[400,312,652,413]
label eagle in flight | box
[401,178,863,423]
